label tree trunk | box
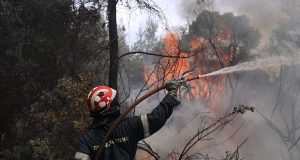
[107,0,119,94]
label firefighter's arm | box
[143,93,180,136]
[127,80,180,141]
[141,80,181,137]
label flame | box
[138,23,237,160]
[162,34,190,79]
[143,23,234,110]
[143,34,191,88]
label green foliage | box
[132,18,159,53]
[0,146,33,160]
[0,0,109,159]
[123,18,160,88]
[28,75,92,159]
[120,56,145,90]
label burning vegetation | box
[143,15,248,110]
[136,10,261,159]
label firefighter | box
[75,80,181,160]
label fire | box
[143,34,191,87]
[139,22,238,160]
[143,23,234,110]
[162,34,190,79]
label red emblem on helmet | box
[87,86,117,112]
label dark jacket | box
[76,94,180,160]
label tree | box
[107,0,119,93]
[0,0,109,158]
[104,0,163,101]
[187,11,261,64]
[132,18,160,53]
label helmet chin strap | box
[110,94,120,107]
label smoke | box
[217,0,287,47]
[133,65,300,159]
[179,0,289,47]
[136,98,220,158]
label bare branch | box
[119,51,192,60]
[289,136,300,151]
[177,105,254,160]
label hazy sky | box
[117,0,185,45]
[117,0,286,47]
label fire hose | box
[95,74,201,159]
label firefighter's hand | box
[166,80,180,97]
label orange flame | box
[138,23,237,160]
[143,23,234,110]
[143,34,191,88]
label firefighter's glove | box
[166,80,180,97]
